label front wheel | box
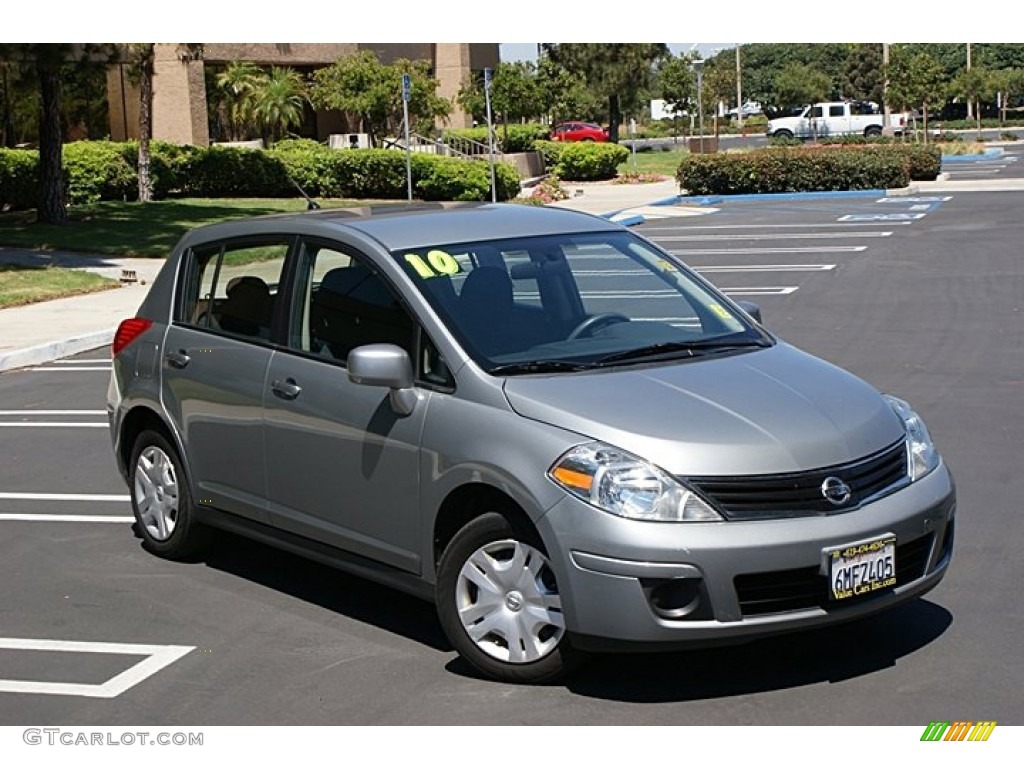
[436,512,577,684]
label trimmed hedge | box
[445,123,550,153]
[675,145,941,196]
[0,148,39,210]
[532,140,630,181]
[0,140,522,210]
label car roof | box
[174,203,624,253]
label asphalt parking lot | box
[1,186,1022,726]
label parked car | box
[766,100,910,140]
[108,204,955,684]
[551,121,609,142]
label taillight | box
[112,318,153,357]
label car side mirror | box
[735,300,762,325]
[347,344,417,416]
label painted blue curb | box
[941,147,1005,163]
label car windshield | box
[393,230,771,374]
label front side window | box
[179,239,290,341]
[393,231,771,374]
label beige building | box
[107,43,498,146]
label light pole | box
[735,45,743,133]
[692,58,704,154]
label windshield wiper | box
[595,339,769,366]
[488,360,595,376]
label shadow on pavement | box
[199,529,452,653]
[562,599,951,702]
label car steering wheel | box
[567,312,630,340]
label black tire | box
[773,129,794,140]
[128,429,211,560]
[865,126,882,138]
[436,512,578,684]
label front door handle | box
[166,350,191,369]
[271,378,302,400]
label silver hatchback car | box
[108,204,955,683]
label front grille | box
[688,440,908,521]
[734,534,934,617]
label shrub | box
[0,148,39,211]
[531,139,565,170]
[414,155,520,202]
[177,146,293,197]
[445,123,550,153]
[550,142,630,181]
[676,146,911,196]
[63,141,137,204]
[268,140,344,197]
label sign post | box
[483,67,497,204]
[402,73,412,201]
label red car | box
[551,121,609,142]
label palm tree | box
[252,66,307,145]
[215,60,262,140]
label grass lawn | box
[0,264,120,309]
[0,198,366,259]
[616,147,688,178]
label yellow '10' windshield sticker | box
[709,303,733,320]
[404,250,461,279]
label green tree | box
[252,66,307,145]
[308,51,450,144]
[774,62,832,110]
[536,57,595,125]
[888,48,948,142]
[215,60,263,141]
[996,68,1024,122]
[543,43,670,142]
[843,44,884,104]
[954,65,997,137]
[659,54,695,116]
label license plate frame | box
[825,535,897,601]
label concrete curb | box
[0,328,114,372]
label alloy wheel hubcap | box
[455,539,564,664]
[133,446,179,541]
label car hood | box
[502,343,905,476]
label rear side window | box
[178,239,291,341]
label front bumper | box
[536,461,955,650]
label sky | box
[16,2,1015,43]
[499,43,735,63]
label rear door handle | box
[271,378,302,400]
[166,350,191,369]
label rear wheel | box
[129,429,210,559]
[436,512,577,684]
[865,126,882,137]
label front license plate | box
[826,536,896,601]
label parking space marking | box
[0,638,193,698]
[0,422,108,428]
[650,231,892,241]
[668,246,866,255]
[0,492,130,502]
[837,213,926,222]
[694,264,836,273]
[722,287,799,296]
[26,367,112,372]
[876,197,952,204]
[639,222,912,231]
[0,410,106,415]
[0,514,133,522]
[46,360,111,365]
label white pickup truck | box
[766,101,909,140]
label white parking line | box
[669,246,867,255]
[722,287,799,296]
[28,367,112,372]
[650,232,892,241]
[0,638,193,698]
[47,360,111,365]
[0,422,108,428]
[694,264,836,273]
[0,514,133,522]
[0,410,107,415]
[641,222,913,231]
[0,492,130,502]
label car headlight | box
[883,395,940,481]
[548,443,723,522]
